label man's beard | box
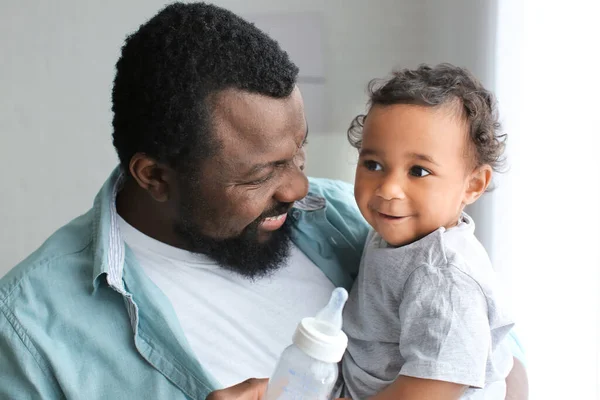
[173,199,293,280]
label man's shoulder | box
[308,176,354,198]
[0,210,95,305]
[307,177,359,218]
[306,176,367,230]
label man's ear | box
[128,153,173,202]
[463,164,493,205]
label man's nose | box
[273,163,309,204]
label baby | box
[342,64,514,400]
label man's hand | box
[207,378,268,400]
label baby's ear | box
[463,165,492,205]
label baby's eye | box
[363,160,383,171]
[408,166,431,177]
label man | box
[0,3,527,399]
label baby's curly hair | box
[348,63,506,172]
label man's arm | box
[506,357,529,400]
[0,311,63,399]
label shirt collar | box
[91,167,127,292]
[293,191,326,211]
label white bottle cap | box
[292,287,349,363]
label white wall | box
[502,1,600,398]
[0,0,428,274]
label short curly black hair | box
[348,63,506,172]
[112,2,299,173]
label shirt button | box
[291,210,301,220]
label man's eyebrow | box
[242,161,278,178]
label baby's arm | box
[368,375,466,400]
[336,376,465,400]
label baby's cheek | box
[357,199,371,221]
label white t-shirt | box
[117,215,335,388]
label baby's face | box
[354,103,479,247]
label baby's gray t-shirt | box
[342,214,514,399]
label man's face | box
[173,87,309,278]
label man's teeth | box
[265,214,285,221]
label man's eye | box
[247,173,273,186]
[409,166,431,177]
[363,160,382,171]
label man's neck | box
[116,178,186,250]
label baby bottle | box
[263,287,349,400]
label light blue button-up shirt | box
[0,168,524,399]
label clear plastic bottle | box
[263,287,349,400]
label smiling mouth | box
[259,213,288,231]
[264,214,286,222]
[377,212,411,221]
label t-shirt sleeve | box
[398,263,490,388]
